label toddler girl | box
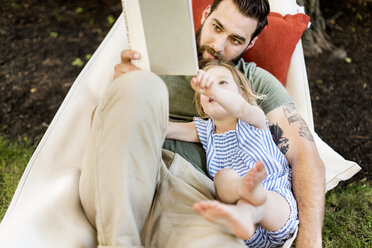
[166,60,299,247]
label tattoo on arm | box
[270,124,289,154]
[283,103,314,142]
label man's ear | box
[246,36,258,51]
[201,5,211,24]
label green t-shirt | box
[161,59,293,175]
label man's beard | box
[195,25,246,68]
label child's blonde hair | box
[194,60,264,118]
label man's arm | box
[266,103,325,248]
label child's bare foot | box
[193,200,255,240]
[239,161,267,206]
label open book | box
[121,0,199,75]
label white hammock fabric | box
[0,0,361,247]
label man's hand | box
[114,50,141,80]
[190,70,217,97]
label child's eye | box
[219,80,228,85]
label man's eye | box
[219,80,228,85]
[213,24,221,32]
[231,38,241,45]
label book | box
[121,0,199,75]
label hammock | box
[0,0,360,247]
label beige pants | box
[79,71,245,248]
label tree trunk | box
[297,0,334,56]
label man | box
[80,0,325,247]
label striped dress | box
[194,117,299,247]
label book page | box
[123,0,198,75]
[121,0,150,71]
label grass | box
[0,135,371,247]
[0,135,33,219]
[323,180,372,247]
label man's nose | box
[212,37,226,53]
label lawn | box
[0,135,33,219]
[323,180,371,247]
[0,135,371,247]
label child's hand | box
[190,70,217,97]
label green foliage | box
[10,2,21,9]
[323,181,372,247]
[88,18,94,26]
[49,31,58,38]
[106,15,115,25]
[355,13,363,21]
[0,136,33,219]
[72,57,84,67]
[53,11,61,22]
[75,7,84,14]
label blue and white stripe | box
[193,117,299,247]
[194,118,291,188]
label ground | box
[0,0,371,180]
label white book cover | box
[121,0,199,75]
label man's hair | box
[210,0,270,41]
[194,60,265,119]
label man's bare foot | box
[239,161,267,206]
[193,200,255,240]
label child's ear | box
[241,92,248,101]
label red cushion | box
[192,0,310,85]
[192,0,211,32]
